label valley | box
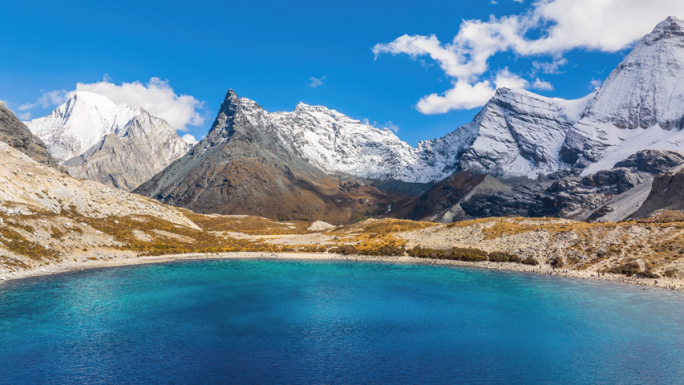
[3,17,684,290]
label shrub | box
[50,227,65,239]
[640,270,660,279]
[7,221,35,233]
[608,262,641,276]
[566,256,581,265]
[521,257,540,266]
[549,256,564,268]
[374,245,404,256]
[488,251,520,262]
[407,247,434,258]
[451,247,488,262]
[332,245,358,255]
[408,246,488,262]
[664,269,678,278]
[330,244,404,257]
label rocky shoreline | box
[1,251,683,293]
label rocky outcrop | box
[61,109,190,191]
[403,149,684,223]
[135,90,411,224]
[0,102,57,167]
[581,168,652,194]
[632,165,684,218]
[398,172,513,222]
[613,149,684,174]
[0,140,196,228]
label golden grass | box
[337,218,438,235]
[0,225,60,261]
[184,211,312,235]
[82,215,266,256]
[5,203,684,278]
[447,217,636,240]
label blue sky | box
[1,0,682,146]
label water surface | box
[1,259,683,384]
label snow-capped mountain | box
[420,88,595,179]
[26,91,190,162]
[28,16,684,194]
[27,91,140,160]
[224,16,684,183]
[25,91,190,190]
[562,16,684,174]
[135,90,409,223]
[210,85,592,183]
[238,98,437,182]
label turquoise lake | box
[1,259,683,384]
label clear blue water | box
[1,259,683,385]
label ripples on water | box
[1,259,683,384]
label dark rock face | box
[0,102,57,167]
[459,192,539,218]
[613,149,684,175]
[581,168,652,194]
[397,171,550,222]
[135,90,410,224]
[632,165,684,218]
[398,172,499,221]
[404,149,684,223]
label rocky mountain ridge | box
[135,90,412,224]
[187,17,684,184]
[0,101,57,167]
[16,16,684,225]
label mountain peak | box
[641,16,684,45]
[655,16,683,33]
[224,89,239,101]
[217,89,241,113]
[67,90,116,107]
[295,101,310,111]
[577,15,684,131]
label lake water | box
[1,259,683,384]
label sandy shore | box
[1,252,683,292]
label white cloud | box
[73,78,204,131]
[38,90,68,108]
[590,79,603,89]
[416,68,529,114]
[374,0,684,113]
[532,78,554,91]
[25,79,204,130]
[181,133,199,146]
[18,103,36,111]
[308,76,326,88]
[532,58,568,74]
[17,90,68,111]
[383,121,400,133]
[18,112,32,120]
[416,80,497,113]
